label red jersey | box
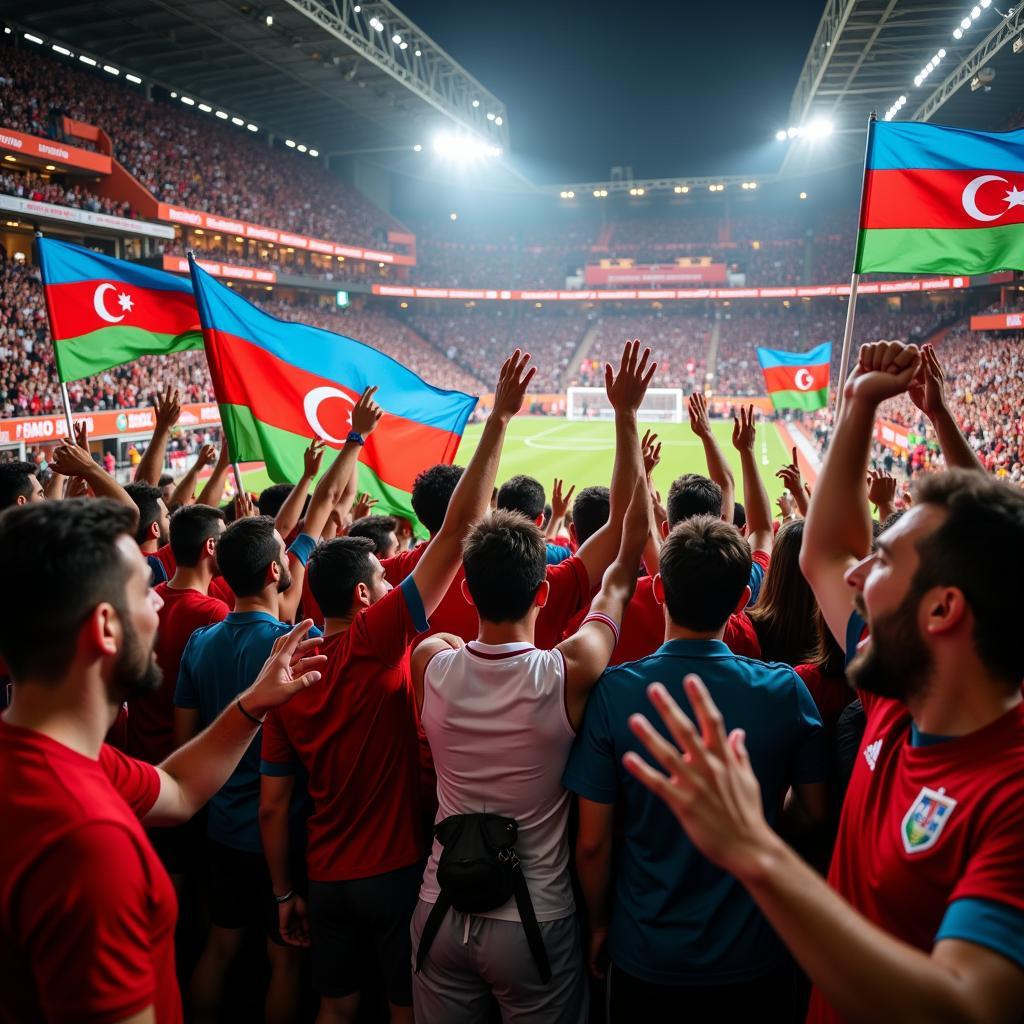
[563,576,763,664]
[794,664,852,733]
[209,575,236,609]
[0,719,179,1024]
[127,584,229,764]
[807,696,1024,1023]
[261,578,428,882]
[152,542,176,580]
[381,542,592,648]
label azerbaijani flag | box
[187,257,477,534]
[856,120,1024,275]
[36,237,202,382]
[756,343,831,411]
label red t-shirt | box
[152,542,176,580]
[381,541,592,648]
[807,697,1024,1023]
[127,584,229,764]
[794,664,852,733]
[0,719,180,1024]
[563,575,764,665]
[208,575,236,609]
[261,579,428,882]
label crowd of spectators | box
[0,167,134,218]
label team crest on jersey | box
[901,787,957,854]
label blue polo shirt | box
[563,639,826,986]
[175,610,321,852]
[546,543,572,565]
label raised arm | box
[195,440,230,508]
[50,442,137,515]
[640,429,663,575]
[411,350,535,615]
[168,443,216,510]
[546,478,575,540]
[867,470,897,524]
[134,386,180,486]
[688,391,735,524]
[275,439,324,539]
[800,341,921,648]
[731,404,773,556]
[776,446,809,517]
[908,343,986,474]
[559,481,650,727]
[573,340,656,588]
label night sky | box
[395,0,825,183]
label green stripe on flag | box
[769,387,829,412]
[55,327,204,382]
[220,403,428,539]
[855,224,1024,275]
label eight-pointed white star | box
[117,291,134,312]
[1004,185,1024,210]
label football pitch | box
[238,416,793,509]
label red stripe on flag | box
[762,364,829,394]
[44,280,200,341]
[861,169,1024,230]
[204,329,462,493]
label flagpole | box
[834,111,876,420]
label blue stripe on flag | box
[36,237,195,293]
[188,258,478,431]
[867,121,1024,173]
[756,342,832,370]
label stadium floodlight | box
[126,74,142,84]
[265,14,273,26]
[215,110,229,119]
[775,129,787,141]
[673,184,689,194]
[297,144,307,152]
[369,17,384,31]
[52,44,71,56]
[971,5,981,17]
[3,27,10,34]
[803,119,832,139]
[79,54,97,65]
[231,116,244,125]
[246,123,258,132]
[472,99,480,107]
[495,116,503,126]
[486,112,496,121]
[309,149,319,157]
[413,143,423,152]
[24,33,43,44]
[938,49,946,58]
[432,130,501,161]
[559,190,575,199]
[450,212,458,221]
[198,103,212,112]
[400,41,409,50]
[415,49,422,57]
[353,4,361,11]
[954,27,964,38]
[961,16,971,28]
[392,33,402,44]
[103,65,119,75]
[787,126,798,139]
[181,96,195,105]
[799,191,808,199]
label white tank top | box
[418,641,577,922]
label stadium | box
[1,0,1024,1022]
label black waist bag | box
[415,812,552,983]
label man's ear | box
[148,520,161,542]
[534,579,550,609]
[88,602,121,658]
[535,514,544,527]
[353,581,372,610]
[652,573,665,605]
[266,558,281,588]
[660,520,670,539]
[460,577,476,608]
[923,586,968,638]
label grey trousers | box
[410,898,589,1024]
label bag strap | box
[511,864,552,984]
[414,891,452,975]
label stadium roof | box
[2,0,509,160]
[787,0,1024,169]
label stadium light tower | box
[432,130,502,160]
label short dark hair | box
[667,474,723,525]
[497,475,546,521]
[348,514,398,556]
[732,502,747,531]
[308,536,376,618]
[158,473,174,489]
[0,461,38,510]
[169,504,225,567]
[215,515,280,597]
[124,482,164,545]
[412,464,464,535]
[0,499,136,680]
[257,483,296,519]
[572,486,610,546]
[911,470,1024,687]
[659,515,752,631]
[463,509,547,622]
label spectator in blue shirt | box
[563,514,827,1023]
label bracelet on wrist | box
[274,890,295,904]
[236,697,265,726]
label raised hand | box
[492,349,537,421]
[775,446,803,496]
[687,391,712,439]
[845,341,921,406]
[243,620,326,717]
[605,339,656,414]
[551,478,575,522]
[867,469,897,517]
[154,385,181,430]
[907,344,947,418]
[641,430,662,479]
[195,443,217,468]
[624,675,771,878]
[351,492,379,521]
[233,490,256,520]
[349,386,384,438]
[731,404,757,452]
[73,420,89,451]
[303,438,326,477]
[50,443,95,477]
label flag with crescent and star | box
[187,256,477,537]
[756,342,831,412]
[856,120,1024,275]
[35,236,203,382]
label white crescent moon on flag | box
[93,282,125,323]
[961,174,1007,222]
[303,386,354,443]
[794,368,814,391]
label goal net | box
[566,386,684,423]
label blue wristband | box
[346,431,365,446]
[287,532,317,568]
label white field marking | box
[761,435,770,466]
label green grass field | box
[239,416,791,508]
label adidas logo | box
[863,738,882,772]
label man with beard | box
[174,386,380,1024]
[0,498,325,1024]
[623,341,1024,1023]
[126,481,174,585]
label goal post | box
[566,386,684,422]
